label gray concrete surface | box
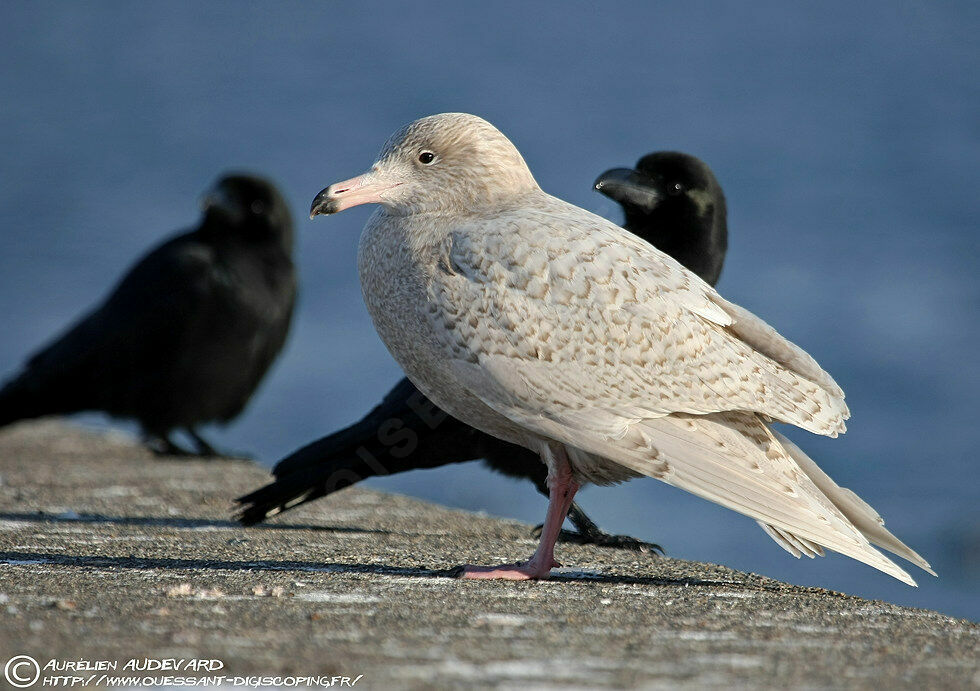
[0,421,976,689]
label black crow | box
[0,174,296,457]
[594,151,727,286]
[236,153,726,549]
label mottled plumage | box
[310,113,932,584]
[237,153,723,554]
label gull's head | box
[310,113,539,218]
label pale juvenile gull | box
[236,150,726,557]
[309,113,934,585]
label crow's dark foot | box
[144,432,249,460]
[183,448,252,461]
[144,435,194,457]
[532,524,664,554]
[190,450,251,461]
[186,428,252,460]
[531,500,665,554]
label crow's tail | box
[235,408,486,526]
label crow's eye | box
[667,182,684,196]
[250,200,266,214]
[418,151,435,164]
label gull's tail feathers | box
[554,410,926,586]
[771,430,935,577]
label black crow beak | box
[202,185,240,221]
[594,168,661,210]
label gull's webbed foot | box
[459,555,560,581]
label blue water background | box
[1,3,977,619]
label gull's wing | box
[427,196,930,582]
[431,196,848,438]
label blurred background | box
[0,2,976,619]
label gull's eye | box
[250,200,266,214]
[667,182,684,196]
[418,151,435,164]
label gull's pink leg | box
[462,446,580,580]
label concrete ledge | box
[0,421,976,689]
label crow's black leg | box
[184,427,249,459]
[532,498,664,554]
[187,428,218,455]
[565,501,664,554]
[184,427,248,459]
[144,432,194,457]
